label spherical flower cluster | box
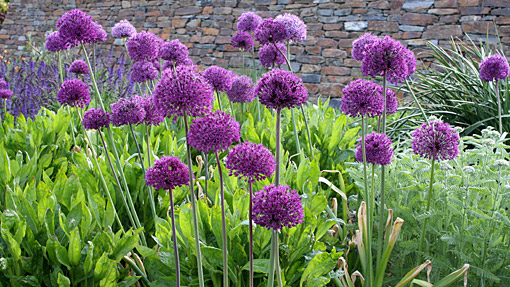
[145,156,189,191]
[56,9,97,46]
[255,68,308,110]
[0,89,13,100]
[375,85,398,114]
[231,32,255,50]
[45,31,69,52]
[159,39,189,63]
[254,18,288,45]
[69,60,89,75]
[126,31,161,62]
[225,141,275,183]
[57,79,91,108]
[135,95,165,126]
[110,96,146,126]
[252,184,304,230]
[479,54,510,82]
[258,43,287,68]
[203,66,235,93]
[130,60,159,83]
[227,75,255,103]
[153,65,213,117]
[274,13,307,43]
[237,12,262,33]
[340,79,384,118]
[351,33,378,61]
[111,20,137,38]
[355,132,393,166]
[0,78,7,89]
[91,22,107,42]
[412,120,460,161]
[82,108,111,130]
[187,111,240,153]
[161,58,194,71]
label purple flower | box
[0,89,13,100]
[355,132,393,166]
[126,31,160,62]
[145,156,189,191]
[0,78,7,89]
[187,111,240,153]
[225,141,275,183]
[57,79,91,108]
[56,9,97,46]
[255,68,308,110]
[375,85,398,114]
[340,79,384,118]
[203,66,235,93]
[237,12,262,33]
[153,65,213,118]
[412,120,460,161]
[69,60,89,75]
[135,94,165,126]
[92,22,107,42]
[45,31,69,52]
[130,60,159,83]
[254,18,288,45]
[252,184,304,230]
[111,20,137,38]
[351,33,378,61]
[82,108,111,130]
[274,13,307,43]
[258,43,287,68]
[110,96,146,126]
[479,54,510,82]
[231,32,255,50]
[227,75,255,103]
[161,58,194,71]
[159,39,189,63]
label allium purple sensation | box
[231,32,255,50]
[203,66,235,93]
[412,120,460,161]
[225,141,275,183]
[111,20,137,38]
[92,22,107,42]
[254,18,288,45]
[274,13,307,43]
[237,12,262,33]
[187,111,240,153]
[355,132,394,166]
[255,68,308,110]
[161,58,194,71]
[375,85,398,114]
[0,89,13,100]
[227,75,255,103]
[479,54,510,82]
[45,31,69,52]
[258,43,287,68]
[57,78,91,108]
[351,33,378,61]
[56,9,97,46]
[145,156,189,191]
[82,108,111,130]
[69,60,89,75]
[340,79,384,118]
[0,78,7,89]
[252,184,304,230]
[130,60,159,83]
[135,94,165,126]
[159,39,190,64]
[153,65,213,117]
[110,96,146,126]
[126,31,161,62]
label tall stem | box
[300,105,314,160]
[274,229,283,287]
[80,43,104,109]
[242,50,245,75]
[169,189,181,287]
[249,181,254,287]
[361,115,374,287]
[204,153,209,199]
[496,80,503,134]
[275,109,281,187]
[216,152,229,287]
[146,125,152,166]
[405,78,429,125]
[291,108,302,160]
[418,158,436,261]
[216,89,223,111]
[376,71,388,266]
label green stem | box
[361,115,374,287]
[216,89,223,111]
[249,181,254,287]
[146,125,152,167]
[57,51,64,84]
[169,189,181,287]
[274,229,283,287]
[268,230,276,287]
[405,78,429,125]
[291,108,302,160]
[80,43,104,109]
[216,152,229,287]
[204,153,209,199]
[459,173,470,267]
[376,72,388,266]
[495,80,503,134]
[418,158,436,261]
[275,109,281,187]
[145,81,153,95]
[242,50,245,75]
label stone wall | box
[1,0,510,99]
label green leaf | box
[57,273,71,287]
[242,259,270,273]
[68,228,81,266]
[110,229,141,262]
[300,252,337,287]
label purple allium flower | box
[153,65,213,118]
[412,120,460,161]
[274,13,307,43]
[254,18,288,45]
[404,49,417,77]
[0,78,6,89]
[56,9,96,46]
[340,79,384,118]
[237,12,262,33]
[374,85,398,115]
[45,31,69,52]
[69,60,89,75]
[159,39,190,63]
[258,43,287,68]
[92,22,107,42]
[145,156,189,191]
[161,58,194,71]
[187,111,240,153]
[351,33,378,61]
[135,94,165,126]
[0,89,13,100]
[110,96,146,126]
[255,68,308,110]
[203,66,235,93]
[82,108,111,130]
[227,75,255,103]
[225,141,275,183]
[126,31,160,62]
[111,20,137,38]
[479,54,510,82]
[252,184,304,230]
[231,32,255,50]
[130,60,159,83]
[153,60,161,72]
[355,132,393,166]
[57,79,91,108]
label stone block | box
[344,21,368,31]
[422,25,462,39]
[322,66,350,75]
[435,0,459,7]
[428,8,459,15]
[399,25,425,32]
[402,0,434,10]
[323,48,347,57]
[483,0,510,7]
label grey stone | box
[290,62,302,72]
[18,35,26,41]
[329,98,342,109]
[460,16,481,22]
[466,33,499,44]
[338,15,360,21]
[114,39,125,46]
[318,9,334,16]
[278,0,289,4]
[344,21,368,31]
[399,25,425,32]
[302,74,322,83]
[333,9,351,16]
[361,15,386,21]
[319,16,340,23]
[187,19,201,27]
[402,0,434,10]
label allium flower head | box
[82,108,111,130]
[159,39,190,64]
[145,156,189,191]
[57,79,91,108]
[153,65,213,117]
[355,132,394,166]
[340,79,384,118]
[274,13,307,43]
[231,32,255,50]
[412,120,460,161]
[351,33,378,61]
[161,58,194,71]
[45,31,69,52]
[0,78,7,89]
[258,43,287,68]
[252,184,304,230]
[227,75,255,103]
[203,66,235,93]
[254,18,288,45]
[110,96,146,126]
[375,85,398,114]
[226,141,275,183]
[0,89,13,100]
[92,22,107,42]
[479,54,510,82]
[126,31,160,62]
[135,94,165,126]
[255,68,308,110]
[130,60,159,83]
[69,60,89,75]
[111,20,137,38]
[237,12,262,33]
[56,9,96,46]
[187,111,240,153]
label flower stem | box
[146,125,152,166]
[216,152,229,287]
[376,71,388,267]
[168,189,181,287]
[291,107,302,160]
[405,78,429,125]
[204,153,209,199]
[275,109,281,187]
[80,43,104,109]
[216,89,223,111]
[495,80,503,134]
[249,181,254,287]
[274,229,283,287]
[418,158,436,262]
[361,115,374,287]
